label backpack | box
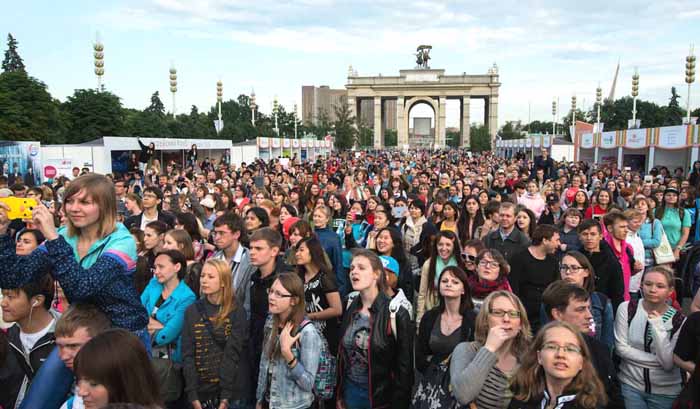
[626,298,684,338]
[346,292,410,341]
[298,319,336,400]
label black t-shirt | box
[303,270,339,353]
[508,248,559,330]
[674,311,700,363]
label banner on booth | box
[656,125,689,149]
[580,133,594,149]
[272,138,281,148]
[258,137,269,148]
[624,128,648,149]
[283,139,291,148]
[600,131,617,149]
[0,141,42,183]
[292,139,300,148]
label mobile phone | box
[0,197,38,220]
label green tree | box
[446,130,460,148]
[384,128,397,147]
[357,119,373,147]
[664,86,685,125]
[499,121,524,139]
[2,34,25,73]
[333,99,357,150]
[62,89,124,143]
[470,124,490,152]
[144,91,165,116]
[0,71,65,143]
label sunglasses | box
[461,253,477,263]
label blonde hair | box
[474,291,531,357]
[201,259,236,327]
[63,174,117,239]
[510,321,607,408]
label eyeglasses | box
[560,265,584,273]
[143,193,159,199]
[267,288,293,298]
[540,342,582,356]
[489,309,521,318]
[462,253,477,263]
[479,260,500,269]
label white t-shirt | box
[19,318,55,354]
[140,211,158,231]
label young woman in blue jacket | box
[141,249,196,363]
[0,173,149,408]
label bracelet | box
[287,357,297,367]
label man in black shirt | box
[508,224,560,330]
[248,227,293,394]
[578,219,625,310]
[542,281,625,409]
[674,311,700,374]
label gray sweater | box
[450,341,515,409]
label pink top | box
[517,193,546,219]
[604,232,632,301]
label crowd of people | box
[0,145,700,409]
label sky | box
[3,0,700,129]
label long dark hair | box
[437,266,474,314]
[427,231,465,301]
[74,329,162,407]
[459,195,485,242]
[374,227,408,266]
[295,236,333,277]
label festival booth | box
[0,141,42,184]
[495,134,574,161]
[43,137,234,176]
[257,137,332,162]
[575,125,700,172]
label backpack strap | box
[627,299,639,327]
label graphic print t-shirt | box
[303,271,338,332]
[343,312,370,387]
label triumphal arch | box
[345,46,501,149]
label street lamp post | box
[632,69,640,126]
[571,95,576,139]
[169,66,177,117]
[273,96,280,136]
[215,80,224,134]
[294,103,298,139]
[250,90,257,126]
[596,85,602,133]
[552,99,557,135]
[686,46,696,124]
[93,36,104,90]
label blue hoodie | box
[0,223,148,331]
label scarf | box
[434,256,458,287]
[468,274,511,300]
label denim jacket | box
[256,316,322,409]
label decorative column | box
[93,36,104,90]
[169,66,177,117]
[215,80,224,134]
[462,96,471,148]
[686,46,696,124]
[631,69,639,126]
[437,96,447,148]
[488,95,499,151]
[396,96,407,148]
[273,96,279,136]
[373,96,382,148]
[250,90,257,126]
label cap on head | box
[379,255,400,277]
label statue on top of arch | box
[415,45,432,69]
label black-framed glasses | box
[267,288,293,298]
[559,264,584,273]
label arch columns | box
[401,96,441,149]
